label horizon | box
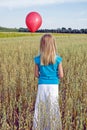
[0,26,87,30]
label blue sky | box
[0,0,87,29]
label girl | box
[32,34,63,130]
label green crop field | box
[0,32,87,130]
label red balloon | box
[25,12,42,32]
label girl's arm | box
[34,64,39,78]
[58,63,63,78]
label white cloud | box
[79,18,87,21]
[0,0,87,8]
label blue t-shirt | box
[34,55,62,84]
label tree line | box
[0,26,87,33]
[0,26,18,32]
[19,27,87,34]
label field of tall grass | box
[0,32,87,130]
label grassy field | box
[0,32,34,38]
[0,32,87,130]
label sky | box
[0,0,87,29]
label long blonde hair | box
[40,34,57,65]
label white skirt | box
[32,84,62,130]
